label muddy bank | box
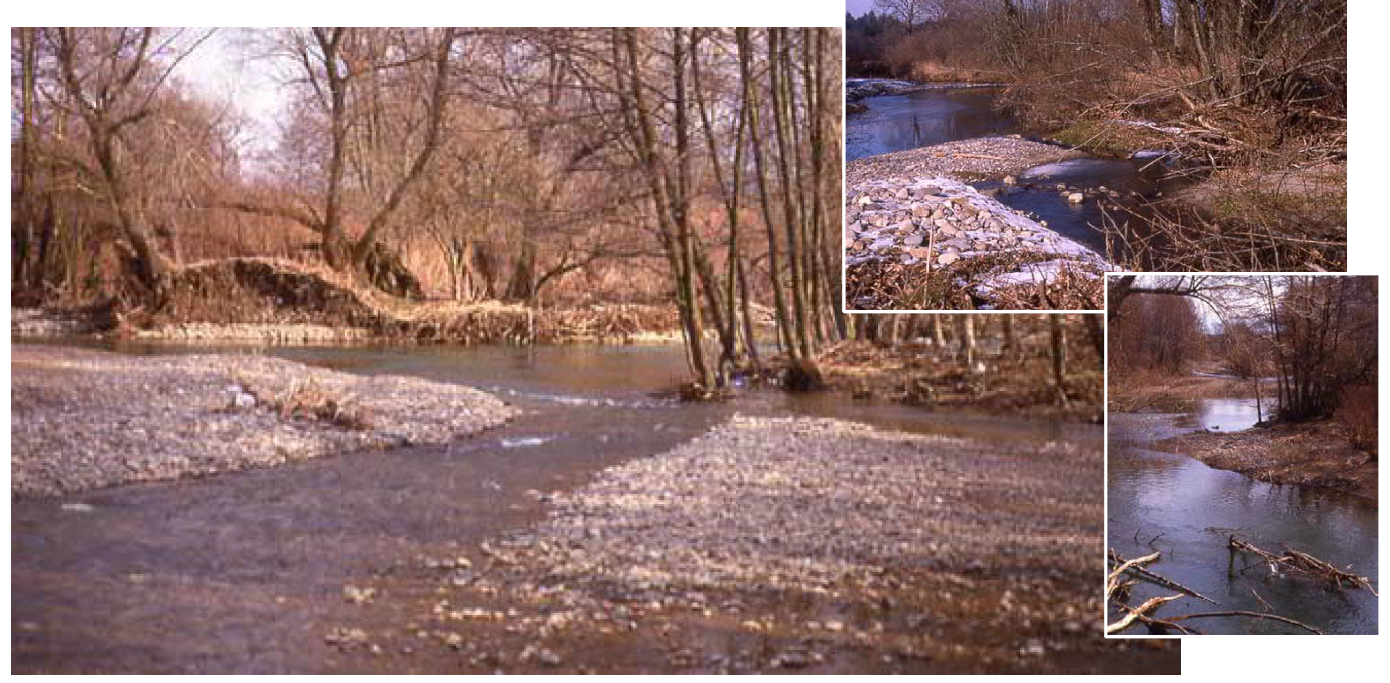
[12,258,684,346]
[10,344,518,497]
[326,415,1176,674]
[1156,420,1377,502]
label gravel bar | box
[10,345,518,497]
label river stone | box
[903,233,924,247]
[907,247,930,259]
[937,252,961,266]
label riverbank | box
[815,339,1102,423]
[1107,370,1258,412]
[844,154,1108,310]
[1156,420,1377,502]
[10,344,518,497]
[323,415,1176,673]
[10,258,685,346]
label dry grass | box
[1108,369,1257,413]
[1337,385,1377,455]
[906,61,1003,84]
[234,374,374,431]
[847,252,1102,311]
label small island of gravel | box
[10,344,519,497]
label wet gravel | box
[343,415,1179,673]
[504,415,1103,591]
[10,345,518,497]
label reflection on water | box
[1108,409,1378,634]
[1190,398,1272,432]
[69,338,1094,446]
[975,157,1185,256]
[845,88,1015,161]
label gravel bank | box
[505,415,1102,592]
[846,137,1083,185]
[10,345,518,497]
[845,175,1107,308]
[1156,421,1377,502]
[360,415,1160,673]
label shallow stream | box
[12,340,1097,671]
[846,82,1190,258]
[1107,403,1378,635]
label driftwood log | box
[1229,536,1378,596]
[1106,546,1334,635]
[1109,549,1220,605]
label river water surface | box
[1108,403,1378,635]
[13,340,1100,672]
[846,82,1189,258]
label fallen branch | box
[1163,610,1323,635]
[1107,595,1182,635]
[1230,536,1378,596]
[1106,550,1159,600]
[1110,549,1220,605]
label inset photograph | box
[1106,274,1377,635]
[844,1,1346,311]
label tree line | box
[11,27,846,389]
[1109,275,1376,424]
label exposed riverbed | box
[1108,404,1378,635]
[10,340,1175,673]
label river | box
[1107,402,1378,635]
[12,340,1102,672]
[846,82,1188,259]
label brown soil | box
[814,338,1102,423]
[846,254,1103,311]
[37,257,682,345]
[1156,420,1377,502]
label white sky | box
[169,28,288,159]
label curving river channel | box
[1108,402,1378,635]
[12,340,1101,672]
[846,82,1189,259]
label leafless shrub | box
[1336,386,1376,455]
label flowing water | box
[845,87,1016,161]
[12,340,1099,672]
[846,82,1191,258]
[1108,405,1378,635]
